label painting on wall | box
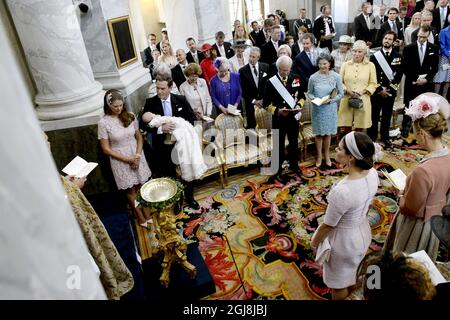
[107,15,138,69]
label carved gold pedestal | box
[139,178,197,288]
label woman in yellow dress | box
[338,40,378,136]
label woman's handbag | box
[348,97,363,109]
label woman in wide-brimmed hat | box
[338,40,377,136]
[384,92,450,262]
[199,43,218,87]
[229,40,250,73]
[331,35,354,73]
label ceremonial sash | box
[269,75,296,109]
[374,51,394,82]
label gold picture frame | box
[107,15,138,69]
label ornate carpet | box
[135,135,449,300]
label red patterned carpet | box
[136,136,449,300]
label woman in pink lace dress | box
[98,90,151,226]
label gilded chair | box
[214,114,260,185]
[298,99,315,161]
[254,107,273,165]
[193,123,227,188]
[392,100,405,129]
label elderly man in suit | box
[140,74,199,209]
[263,56,305,176]
[374,4,388,30]
[171,49,188,90]
[401,25,439,137]
[260,25,283,65]
[354,2,375,47]
[411,10,440,44]
[239,46,270,129]
[212,31,234,59]
[185,37,205,64]
[368,31,404,146]
[432,0,450,33]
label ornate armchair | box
[214,114,260,185]
[254,107,273,165]
[298,99,315,161]
[192,123,226,188]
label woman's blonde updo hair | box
[413,93,450,138]
[184,63,202,77]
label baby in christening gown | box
[146,112,207,182]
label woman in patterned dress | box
[98,90,151,226]
[308,54,344,167]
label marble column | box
[129,0,148,53]
[6,0,104,123]
[162,0,199,51]
[0,16,106,299]
[78,0,151,114]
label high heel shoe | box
[315,159,322,167]
[325,159,332,168]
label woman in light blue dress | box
[307,54,344,167]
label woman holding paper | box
[311,132,380,300]
[384,93,450,262]
[209,57,242,115]
[98,90,151,227]
[307,54,344,168]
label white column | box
[162,0,199,51]
[7,0,104,121]
[129,0,148,52]
[0,16,106,299]
[78,0,151,99]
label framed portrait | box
[107,15,138,69]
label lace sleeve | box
[97,119,108,140]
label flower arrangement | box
[405,95,440,121]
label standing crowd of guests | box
[89,1,450,300]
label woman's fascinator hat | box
[405,92,450,121]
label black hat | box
[232,40,250,48]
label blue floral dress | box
[307,71,344,136]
